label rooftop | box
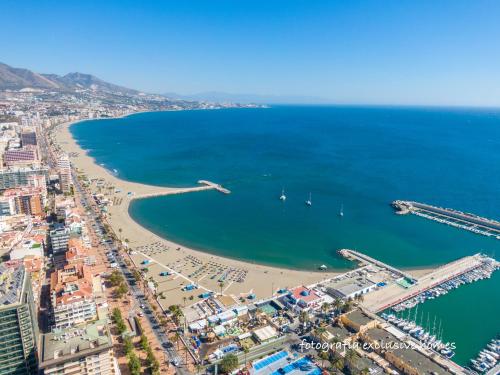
[325,276,375,298]
[290,286,321,304]
[365,328,453,375]
[0,262,26,307]
[344,309,374,327]
[40,319,112,368]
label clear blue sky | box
[1,0,500,106]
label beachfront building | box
[284,285,328,312]
[49,226,70,254]
[39,320,116,375]
[0,262,39,375]
[50,264,98,329]
[0,167,48,190]
[324,275,376,300]
[57,154,72,194]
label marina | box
[361,253,498,313]
[469,338,500,374]
[391,258,499,312]
[381,312,457,360]
[393,200,500,239]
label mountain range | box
[0,62,138,95]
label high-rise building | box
[0,262,39,375]
[56,155,72,194]
[39,320,115,375]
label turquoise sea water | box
[71,106,500,365]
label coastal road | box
[72,170,192,375]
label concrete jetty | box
[338,248,417,282]
[362,253,497,312]
[392,200,500,239]
[131,180,231,200]
[198,180,231,194]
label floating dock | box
[392,200,500,239]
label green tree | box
[109,270,124,286]
[123,336,134,355]
[140,334,149,351]
[115,282,129,298]
[127,352,141,375]
[220,353,238,374]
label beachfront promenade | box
[362,253,489,312]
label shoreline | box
[53,115,434,305]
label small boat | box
[279,188,287,201]
[305,192,312,206]
[319,264,327,270]
[339,203,344,217]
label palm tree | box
[243,347,250,368]
[314,327,326,342]
[183,296,187,307]
[299,310,309,330]
[333,298,343,315]
[331,357,345,372]
[218,281,225,296]
[321,302,330,319]
[173,332,181,350]
[344,348,358,370]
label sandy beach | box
[53,117,433,309]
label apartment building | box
[0,262,39,375]
[39,320,115,375]
[50,264,98,329]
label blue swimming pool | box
[270,357,321,375]
[253,351,288,371]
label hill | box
[0,62,138,94]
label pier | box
[393,200,500,239]
[131,180,231,200]
[198,180,231,194]
[361,253,499,313]
[338,248,417,282]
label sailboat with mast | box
[305,192,312,206]
[279,188,287,201]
